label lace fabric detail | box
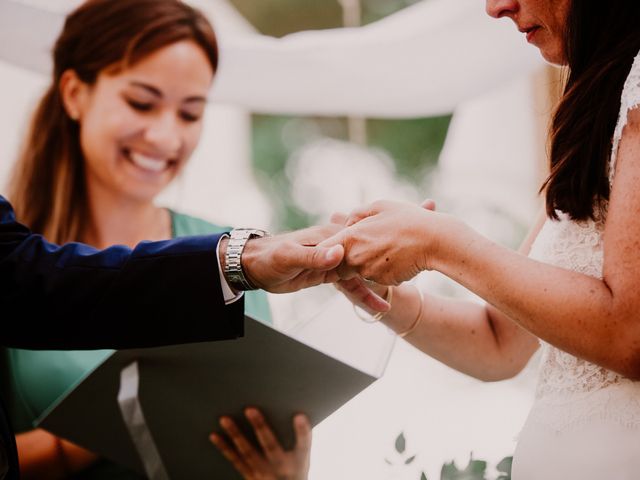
[526,380,640,434]
[527,212,640,431]
[523,50,640,433]
[609,50,640,185]
[528,212,616,392]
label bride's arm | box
[212,0,543,118]
[339,209,545,381]
[330,111,640,380]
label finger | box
[244,408,285,463]
[421,198,436,211]
[344,204,379,227]
[316,229,345,250]
[338,278,390,313]
[330,212,348,225]
[336,261,359,281]
[285,263,347,292]
[284,243,344,271]
[293,414,312,453]
[209,432,253,479]
[219,417,263,470]
[287,224,343,246]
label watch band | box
[224,228,270,291]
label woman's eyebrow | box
[128,81,208,104]
[129,81,162,97]
[183,96,207,104]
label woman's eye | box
[126,99,153,112]
[180,111,201,122]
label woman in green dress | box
[2,1,309,479]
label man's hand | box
[322,199,440,286]
[220,225,345,294]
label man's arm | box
[0,196,243,350]
[0,197,344,351]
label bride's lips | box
[520,26,541,44]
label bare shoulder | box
[603,107,640,283]
[611,107,640,191]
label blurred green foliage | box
[386,432,513,480]
[229,0,424,36]
[441,456,488,480]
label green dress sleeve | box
[170,210,272,325]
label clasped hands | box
[239,198,440,314]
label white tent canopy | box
[213,0,544,117]
[1,0,544,118]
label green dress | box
[0,211,271,479]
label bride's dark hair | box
[544,0,640,220]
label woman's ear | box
[59,69,88,121]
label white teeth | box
[128,151,168,173]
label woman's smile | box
[120,146,178,175]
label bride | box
[323,0,640,478]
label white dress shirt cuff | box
[217,234,244,305]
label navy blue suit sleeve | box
[0,196,244,349]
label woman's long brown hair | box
[544,1,640,220]
[9,0,218,243]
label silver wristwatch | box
[224,228,270,291]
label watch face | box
[230,228,269,241]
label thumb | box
[421,198,436,211]
[289,244,344,271]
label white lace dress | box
[511,52,640,480]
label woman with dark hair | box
[3,0,311,478]
[321,0,640,478]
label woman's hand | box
[210,408,311,480]
[324,199,445,286]
[335,277,390,314]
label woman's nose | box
[485,0,519,19]
[143,112,182,156]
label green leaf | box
[405,454,417,465]
[420,473,429,480]
[395,432,406,454]
[468,459,487,474]
[441,461,458,480]
[496,456,513,474]
[440,456,488,480]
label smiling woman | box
[9,0,218,245]
[1,1,305,479]
[58,39,213,235]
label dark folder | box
[37,315,379,479]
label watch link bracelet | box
[224,228,270,291]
